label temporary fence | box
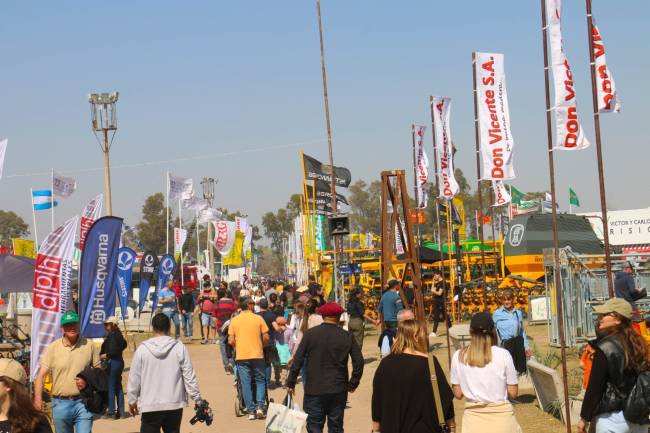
[543,248,650,347]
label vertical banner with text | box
[138,252,159,312]
[79,194,103,251]
[30,216,78,380]
[152,254,176,312]
[79,216,123,338]
[432,97,460,198]
[115,247,137,320]
[475,52,516,180]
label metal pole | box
[166,172,170,254]
[178,200,184,287]
[316,0,342,304]
[50,168,55,231]
[490,189,499,284]
[103,130,113,216]
[585,0,614,298]
[471,53,488,296]
[30,188,39,249]
[540,0,572,429]
[429,97,453,364]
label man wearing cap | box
[34,311,101,433]
[376,280,404,329]
[614,262,645,305]
[287,302,364,433]
[228,297,270,420]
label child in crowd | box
[273,317,293,388]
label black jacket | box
[76,366,108,414]
[100,330,127,360]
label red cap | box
[318,302,345,317]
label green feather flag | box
[569,187,580,207]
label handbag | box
[623,368,650,424]
[427,354,450,433]
[265,393,308,433]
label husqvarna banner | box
[592,20,620,113]
[79,216,123,338]
[474,52,515,180]
[30,216,78,380]
[432,97,460,197]
[413,125,429,208]
[115,247,136,320]
[152,254,176,312]
[547,0,590,150]
[138,251,159,312]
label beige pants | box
[462,401,522,433]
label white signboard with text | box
[581,208,650,246]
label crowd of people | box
[1,273,648,433]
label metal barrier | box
[543,248,650,347]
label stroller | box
[234,369,272,417]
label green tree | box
[348,180,382,234]
[256,245,284,275]
[0,210,29,248]
[136,193,172,254]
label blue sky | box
[0,1,647,243]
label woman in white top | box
[450,312,522,433]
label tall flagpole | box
[429,97,453,365]
[471,53,488,297]
[196,211,200,269]
[178,200,184,287]
[316,0,342,304]
[585,0,614,298]
[166,172,170,254]
[30,188,39,249]
[540,0,572,430]
[50,168,55,231]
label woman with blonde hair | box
[450,311,521,433]
[371,319,455,433]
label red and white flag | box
[547,0,590,150]
[413,125,429,208]
[79,194,103,251]
[30,216,78,380]
[431,97,460,197]
[492,180,511,206]
[592,20,620,113]
[213,221,237,255]
[474,52,516,180]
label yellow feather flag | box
[12,239,35,258]
[223,232,245,267]
[452,197,466,240]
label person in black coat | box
[75,366,108,415]
[100,317,128,419]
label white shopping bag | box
[265,394,308,433]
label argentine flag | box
[32,189,58,211]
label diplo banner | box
[30,216,78,380]
[547,0,590,150]
[79,194,103,251]
[79,216,123,338]
[592,19,621,113]
[475,52,515,180]
[115,247,136,320]
[138,251,159,312]
[152,254,176,312]
[432,97,460,198]
[413,125,429,208]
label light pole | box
[201,177,216,278]
[88,92,119,216]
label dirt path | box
[93,324,568,433]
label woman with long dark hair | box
[578,298,649,433]
[346,287,375,350]
[372,319,455,433]
[100,316,128,419]
[0,358,52,433]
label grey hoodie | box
[127,336,201,413]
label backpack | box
[623,369,650,424]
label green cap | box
[593,298,633,320]
[61,311,80,326]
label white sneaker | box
[429,332,437,338]
[248,413,256,420]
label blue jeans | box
[303,391,347,433]
[218,333,233,370]
[107,359,125,417]
[236,359,266,413]
[180,312,193,337]
[594,410,649,433]
[163,309,180,338]
[52,398,93,433]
